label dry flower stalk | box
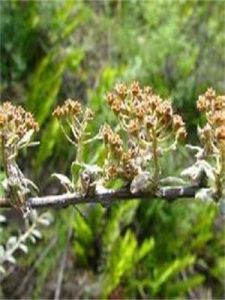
[53,99,94,163]
[197,88,225,199]
[0,102,39,212]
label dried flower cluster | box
[103,82,186,187]
[197,88,225,151]
[0,102,39,141]
[196,88,225,199]
[0,102,39,163]
[106,82,186,141]
[53,99,94,166]
[52,99,82,119]
[0,102,39,212]
[101,124,139,180]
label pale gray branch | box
[0,184,202,209]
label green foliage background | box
[0,0,225,299]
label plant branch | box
[0,184,204,209]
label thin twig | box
[13,235,58,297]
[54,228,73,300]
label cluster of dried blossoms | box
[52,99,82,119]
[101,124,139,180]
[197,88,225,151]
[0,102,39,140]
[0,102,39,156]
[196,88,225,199]
[0,102,39,211]
[102,82,186,188]
[53,99,93,163]
[53,99,98,195]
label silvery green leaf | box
[181,164,198,179]
[38,218,50,226]
[160,177,186,186]
[0,245,5,257]
[186,144,204,159]
[19,243,28,254]
[29,235,36,244]
[6,255,16,264]
[200,160,216,181]
[0,265,6,274]
[197,124,211,140]
[186,144,202,152]
[71,161,82,182]
[18,130,34,147]
[29,209,37,221]
[26,141,40,148]
[24,178,39,193]
[52,173,73,192]
[83,164,102,174]
[2,178,9,192]
[195,188,214,202]
[6,236,17,249]
[6,134,18,147]
[197,125,203,137]
[32,229,42,239]
[0,215,6,223]
[182,160,215,183]
[130,172,152,194]
[38,212,53,226]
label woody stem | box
[152,129,160,190]
[215,144,225,199]
[1,134,15,203]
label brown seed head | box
[176,127,187,141]
[0,112,6,126]
[205,87,216,101]
[173,114,185,131]
[106,164,119,179]
[130,81,141,95]
[216,126,225,141]
[106,92,117,106]
[111,98,122,114]
[101,124,113,144]
[53,99,82,119]
[128,119,139,136]
[115,83,128,99]
[0,101,39,136]
[212,111,225,126]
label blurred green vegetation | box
[0,0,225,299]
